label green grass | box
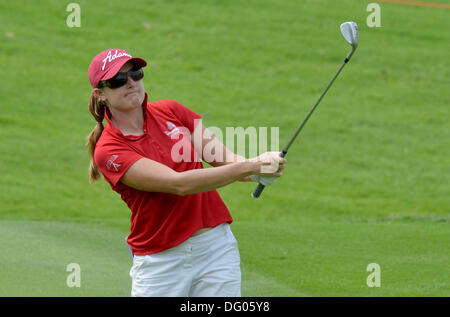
[0,0,449,296]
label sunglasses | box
[98,65,144,89]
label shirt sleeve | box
[166,100,202,133]
[94,141,143,187]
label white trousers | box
[130,223,241,297]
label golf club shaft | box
[252,49,354,199]
[283,54,351,153]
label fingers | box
[259,152,286,165]
[255,152,286,175]
[278,158,286,171]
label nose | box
[126,73,137,87]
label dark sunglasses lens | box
[130,68,144,81]
[106,72,128,88]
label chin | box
[126,93,144,107]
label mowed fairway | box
[0,0,449,296]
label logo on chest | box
[163,121,182,138]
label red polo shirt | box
[94,94,233,255]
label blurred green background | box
[0,0,448,296]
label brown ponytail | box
[86,92,107,184]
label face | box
[94,61,145,112]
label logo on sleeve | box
[106,154,121,172]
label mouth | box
[126,91,139,97]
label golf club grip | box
[252,183,266,198]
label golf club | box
[252,21,359,199]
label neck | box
[109,105,144,136]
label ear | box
[92,88,106,101]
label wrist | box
[238,175,253,182]
[237,160,253,176]
[245,158,262,174]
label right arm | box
[120,157,265,196]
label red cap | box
[88,49,147,88]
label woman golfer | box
[86,48,286,297]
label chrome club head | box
[340,22,359,49]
